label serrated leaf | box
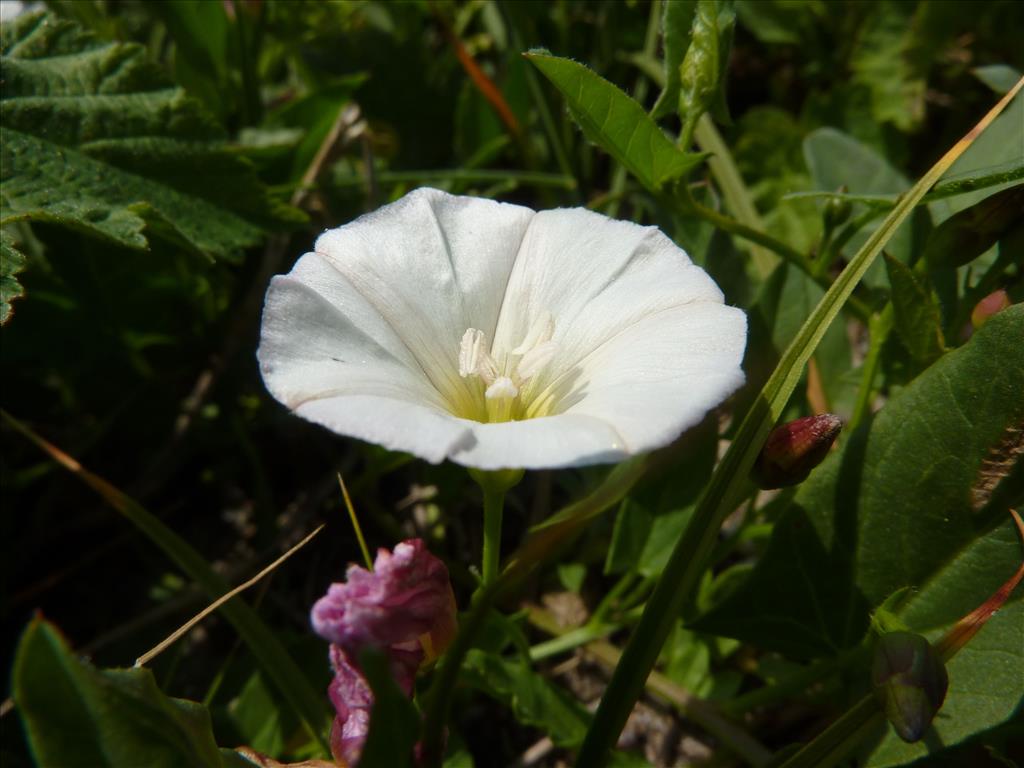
[884,254,945,364]
[0,11,302,263]
[525,51,704,190]
[14,618,228,768]
[696,307,1024,759]
[0,227,26,323]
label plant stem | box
[776,695,883,768]
[678,192,873,322]
[850,308,893,431]
[481,485,505,587]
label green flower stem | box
[723,647,866,717]
[850,308,893,431]
[676,190,873,323]
[481,486,505,586]
[471,469,523,587]
[421,458,649,765]
[693,114,778,278]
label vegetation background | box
[1,1,1022,767]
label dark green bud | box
[872,631,949,743]
[823,187,852,231]
[752,414,842,489]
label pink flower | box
[312,539,457,670]
[327,647,373,767]
[312,539,457,766]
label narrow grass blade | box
[574,77,1023,768]
[2,410,330,754]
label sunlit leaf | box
[524,51,704,190]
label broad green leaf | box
[932,91,1024,221]
[697,306,1023,656]
[696,308,1024,765]
[524,51,704,191]
[0,12,301,262]
[0,227,25,323]
[972,64,1022,95]
[803,127,916,286]
[650,0,696,119]
[922,186,1024,271]
[884,254,945,364]
[14,618,227,768]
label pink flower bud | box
[311,539,457,766]
[753,414,842,489]
[312,539,457,667]
[971,289,1011,330]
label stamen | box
[511,310,554,355]
[458,328,485,378]
[485,376,519,400]
[459,328,498,384]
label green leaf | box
[651,0,696,119]
[1,412,331,755]
[922,186,1024,271]
[575,81,1024,768]
[696,308,1024,763]
[849,1,933,132]
[0,12,301,262]
[884,254,945,364]
[359,649,420,768]
[0,227,26,324]
[972,64,1022,95]
[524,51,704,190]
[803,127,915,287]
[14,618,228,768]
[463,649,589,747]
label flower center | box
[456,311,559,423]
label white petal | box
[561,303,747,453]
[449,414,629,470]
[258,260,474,463]
[297,395,471,464]
[314,188,534,403]
[496,209,734,399]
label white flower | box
[258,188,746,470]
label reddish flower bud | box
[752,414,842,489]
[971,289,1011,330]
[872,631,949,743]
[311,539,457,766]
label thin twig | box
[134,524,324,667]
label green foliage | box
[697,307,1024,760]
[525,51,704,191]
[0,11,302,317]
[885,255,946,364]
[3,2,1023,767]
[14,618,228,767]
[0,227,25,322]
